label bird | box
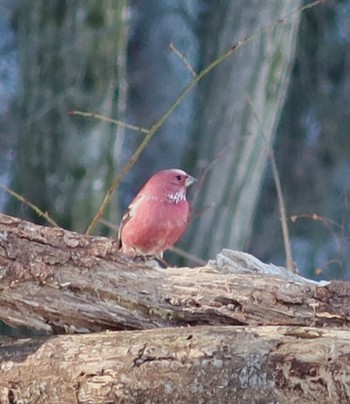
[117,168,196,258]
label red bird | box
[117,169,196,258]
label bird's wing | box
[117,193,146,250]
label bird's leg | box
[130,254,169,269]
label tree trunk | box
[183,1,301,260]
[250,1,350,279]
[8,0,128,232]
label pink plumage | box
[117,169,196,257]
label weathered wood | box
[0,326,349,404]
[0,213,349,333]
[1,213,350,403]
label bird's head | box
[143,169,196,202]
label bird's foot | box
[132,254,168,269]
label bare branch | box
[0,184,60,228]
[169,42,197,77]
[85,1,324,235]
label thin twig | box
[291,213,342,252]
[169,42,197,77]
[168,245,206,266]
[0,184,60,228]
[246,95,295,273]
[191,140,235,211]
[69,111,149,134]
[85,0,326,235]
[269,150,295,272]
[85,43,241,235]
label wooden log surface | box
[0,213,349,333]
[0,325,349,404]
[1,213,350,403]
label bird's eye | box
[176,175,183,181]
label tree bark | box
[9,0,128,232]
[0,325,349,404]
[250,1,350,279]
[183,0,301,260]
[0,213,348,333]
[1,213,349,403]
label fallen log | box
[0,213,349,403]
[0,325,349,404]
[0,213,348,333]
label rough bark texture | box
[0,326,349,404]
[0,213,350,403]
[0,213,349,333]
[183,0,301,260]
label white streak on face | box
[167,188,186,203]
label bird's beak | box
[185,175,197,187]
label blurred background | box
[1,0,349,283]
